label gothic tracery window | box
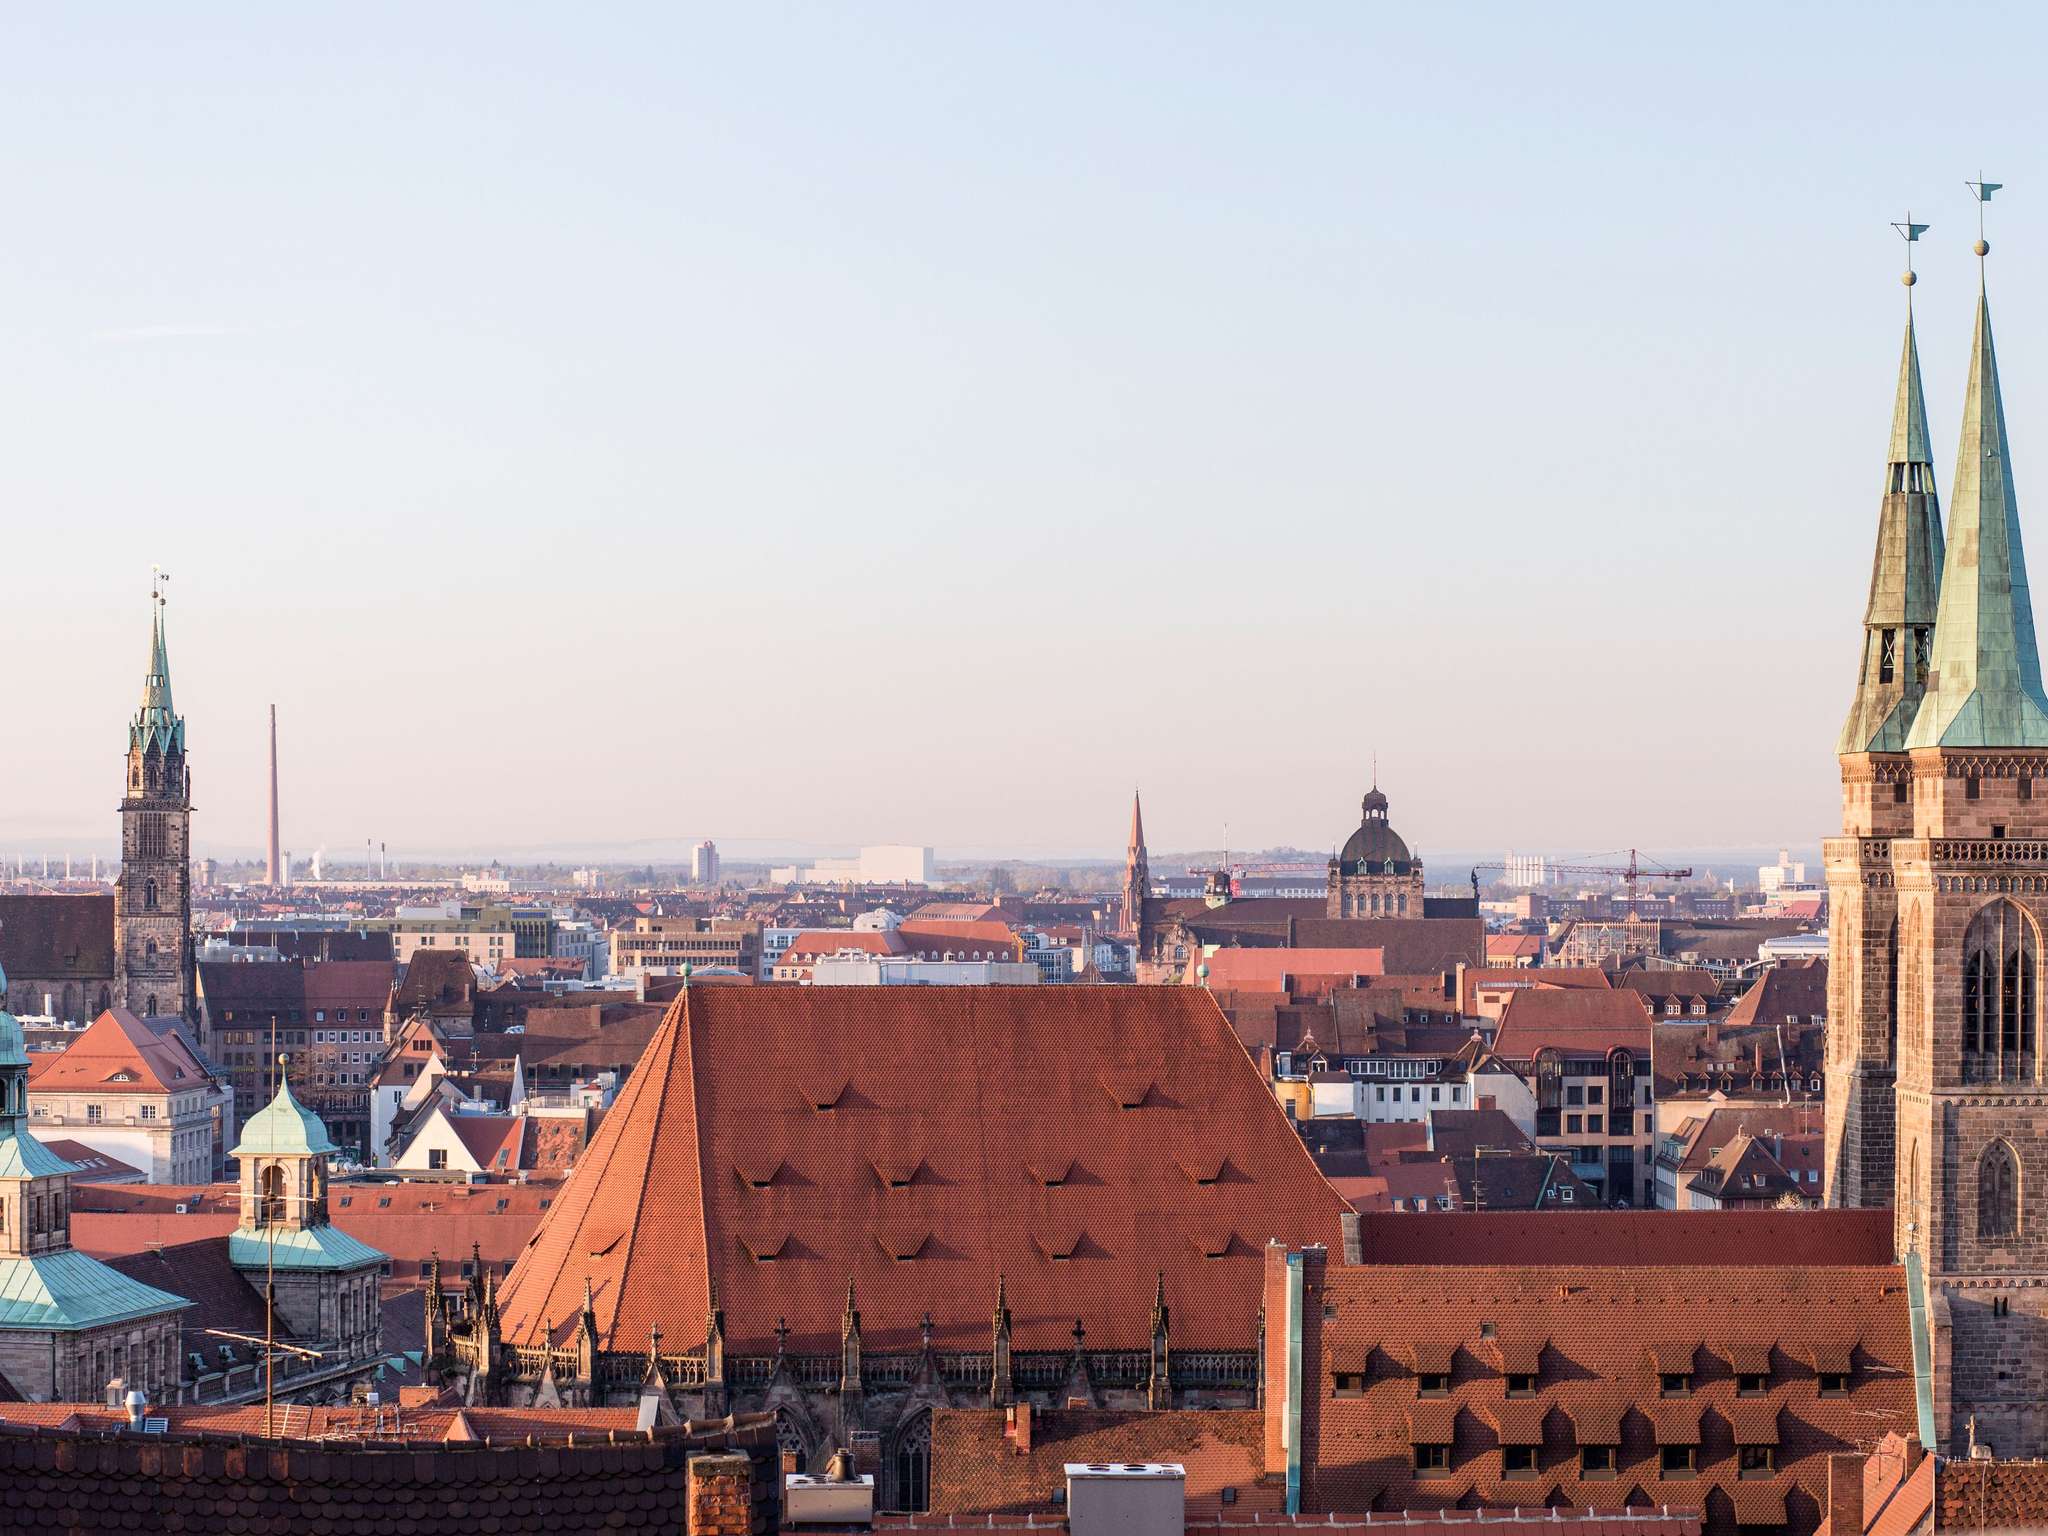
[888,1410,932,1513]
[1980,1141,2020,1242]
[1963,900,2038,1081]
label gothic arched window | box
[144,878,158,911]
[888,1410,933,1513]
[1963,900,2038,1081]
[260,1164,286,1226]
[774,1408,810,1468]
[1980,1142,2020,1241]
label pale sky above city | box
[8,3,2048,864]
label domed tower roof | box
[1336,785,1414,874]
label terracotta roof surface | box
[1353,1210,1896,1267]
[26,1008,213,1094]
[0,894,116,979]
[1201,948,1386,991]
[495,986,1351,1356]
[1292,1252,1916,1536]
[930,1407,1281,1518]
[0,1414,775,1533]
[1492,990,1652,1060]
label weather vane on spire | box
[1967,173,2002,274]
[1893,211,1929,298]
[150,564,170,606]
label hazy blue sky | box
[8,3,2048,864]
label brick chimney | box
[1827,1452,1866,1536]
[1008,1401,1034,1454]
[686,1453,753,1535]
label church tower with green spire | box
[1837,189,2048,1459]
[115,576,193,1020]
[1825,251,1946,1211]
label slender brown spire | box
[1122,789,1151,941]
[1840,221,1946,755]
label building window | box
[1737,1372,1767,1396]
[1980,1141,2021,1240]
[1413,1444,1450,1474]
[1332,1372,1365,1396]
[1968,775,1981,800]
[1660,1446,1695,1477]
[1739,1446,1776,1479]
[1659,1372,1691,1397]
[1581,1445,1617,1477]
[1503,1444,1537,1478]
[428,1148,448,1170]
[1506,1373,1536,1396]
[1962,900,2037,1081]
[140,1105,157,1121]
[1818,1371,1849,1395]
[1416,1372,1449,1397]
[86,1104,102,1123]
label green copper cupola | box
[1840,307,1947,754]
[1905,261,2048,748]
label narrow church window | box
[1980,1142,2020,1241]
[1968,776,1982,801]
[889,1411,933,1512]
[144,878,158,911]
[1879,629,1897,685]
[1915,627,1932,683]
[1963,901,2038,1080]
[2025,775,2037,802]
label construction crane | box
[1472,849,1695,918]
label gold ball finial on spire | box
[1976,239,1990,257]
[1903,270,1917,287]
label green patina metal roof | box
[1841,313,1948,755]
[0,1248,189,1331]
[231,1080,339,1158]
[0,1123,82,1180]
[129,597,185,757]
[228,1222,385,1273]
[1907,289,2048,748]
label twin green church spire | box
[1844,200,2048,754]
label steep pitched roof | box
[1492,988,1652,1060]
[1298,1255,1915,1532]
[1353,1209,1894,1267]
[494,987,1351,1355]
[25,1008,210,1095]
[0,896,116,981]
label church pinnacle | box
[1840,217,1946,756]
[130,569,185,759]
[1905,184,2048,749]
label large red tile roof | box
[495,986,1352,1356]
[1353,1210,1896,1268]
[1292,1253,1916,1536]
[930,1406,1282,1518]
[1202,949,1386,991]
[1492,989,1652,1061]
[0,893,115,979]
[26,1007,214,1094]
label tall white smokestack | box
[266,704,282,887]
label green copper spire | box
[1840,309,1947,754]
[130,576,185,757]
[1906,269,2048,748]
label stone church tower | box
[1121,789,1150,940]
[115,583,193,1021]
[1825,300,1944,1209]
[1827,238,2048,1458]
